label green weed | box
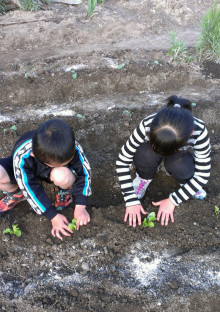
[85,0,97,20]
[196,1,220,62]
[167,32,186,60]
[0,0,6,15]
[97,0,104,3]
[19,0,40,11]
[3,224,21,237]
[68,218,77,231]
[142,212,157,228]
[214,205,219,218]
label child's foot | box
[55,186,73,211]
[193,189,207,200]
[133,173,152,199]
[0,190,25,214]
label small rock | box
[2,235,10,242]
[81,262,90,271]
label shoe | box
[133,173,152,199]
[54,187,73,211]
[193,189,207,200]
[0,190,25,215]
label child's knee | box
[0,165,10,183]
[50,167,75,188]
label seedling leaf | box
[68,218,77,231]
[214,205,219,218]
[117,64,124,69]
[72,73,77,79]
[10,125,17,131]
[3,228,13,235]
[148,221,155,228]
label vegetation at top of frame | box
[0,0,6,15]
[167,32,194,63]
[196,0,220,62]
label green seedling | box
[85,0,97,20]
[10,125,17,131]
[122,109,132,116]
[3,224,21,237]
[214,205,219,218]
[68,218,77,231]
[167,32,186,60]
[117,64,125,69]
[76,113,86,120]
[192,102,197,107]
[142,212,157,228]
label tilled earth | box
[0,1,220,311]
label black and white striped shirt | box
[116,113,211,207]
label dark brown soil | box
[0,1,220,311]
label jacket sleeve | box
[70,141,92,206]
[116,118,148,207]
[13,150,57,220]
[169,125,211,206]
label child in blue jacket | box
[0,119,92,240]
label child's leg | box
[164,151,194,184]
[133,142,163,199]
[0,165,18,192]
[50,167,75,189]
[0,159,25,214]
[134,142,163,179]
[50,167,76,210]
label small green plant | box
[0,0,6,15]
[85,0,97,20]
[197,0,220,62]
[3,224,21,237]
[167,32,186,60]
[97,0,104,3]
[71,69,77,79]
[142,212,157,228]
[68,218,77,231]
[214,205,219,218]
[19,0,40,11]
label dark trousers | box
[134,142,195,184]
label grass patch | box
[0,0,6,15]
[19,0,40,10]
[196,0,220,62]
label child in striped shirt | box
[116,95,211,227]
[0,119,92,240]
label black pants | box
[134,142,195,184]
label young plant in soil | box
[167,32,186,60]
[214,206,219,218]
[142,212,157,228]
[3,224,21,237]
[0,0,6,15]
[68,218,77,231]
[85,0,98,20]
[196,0,220,62]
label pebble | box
[81,262,90,271]
[2,235,10,242]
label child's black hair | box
[32,119,75,164]
[149,95,194,156]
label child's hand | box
[152,198,175,226]
[124,204,147,227]
[74,205,90,230]
[51,213,73,240]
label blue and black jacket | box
[13,131,92,220]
